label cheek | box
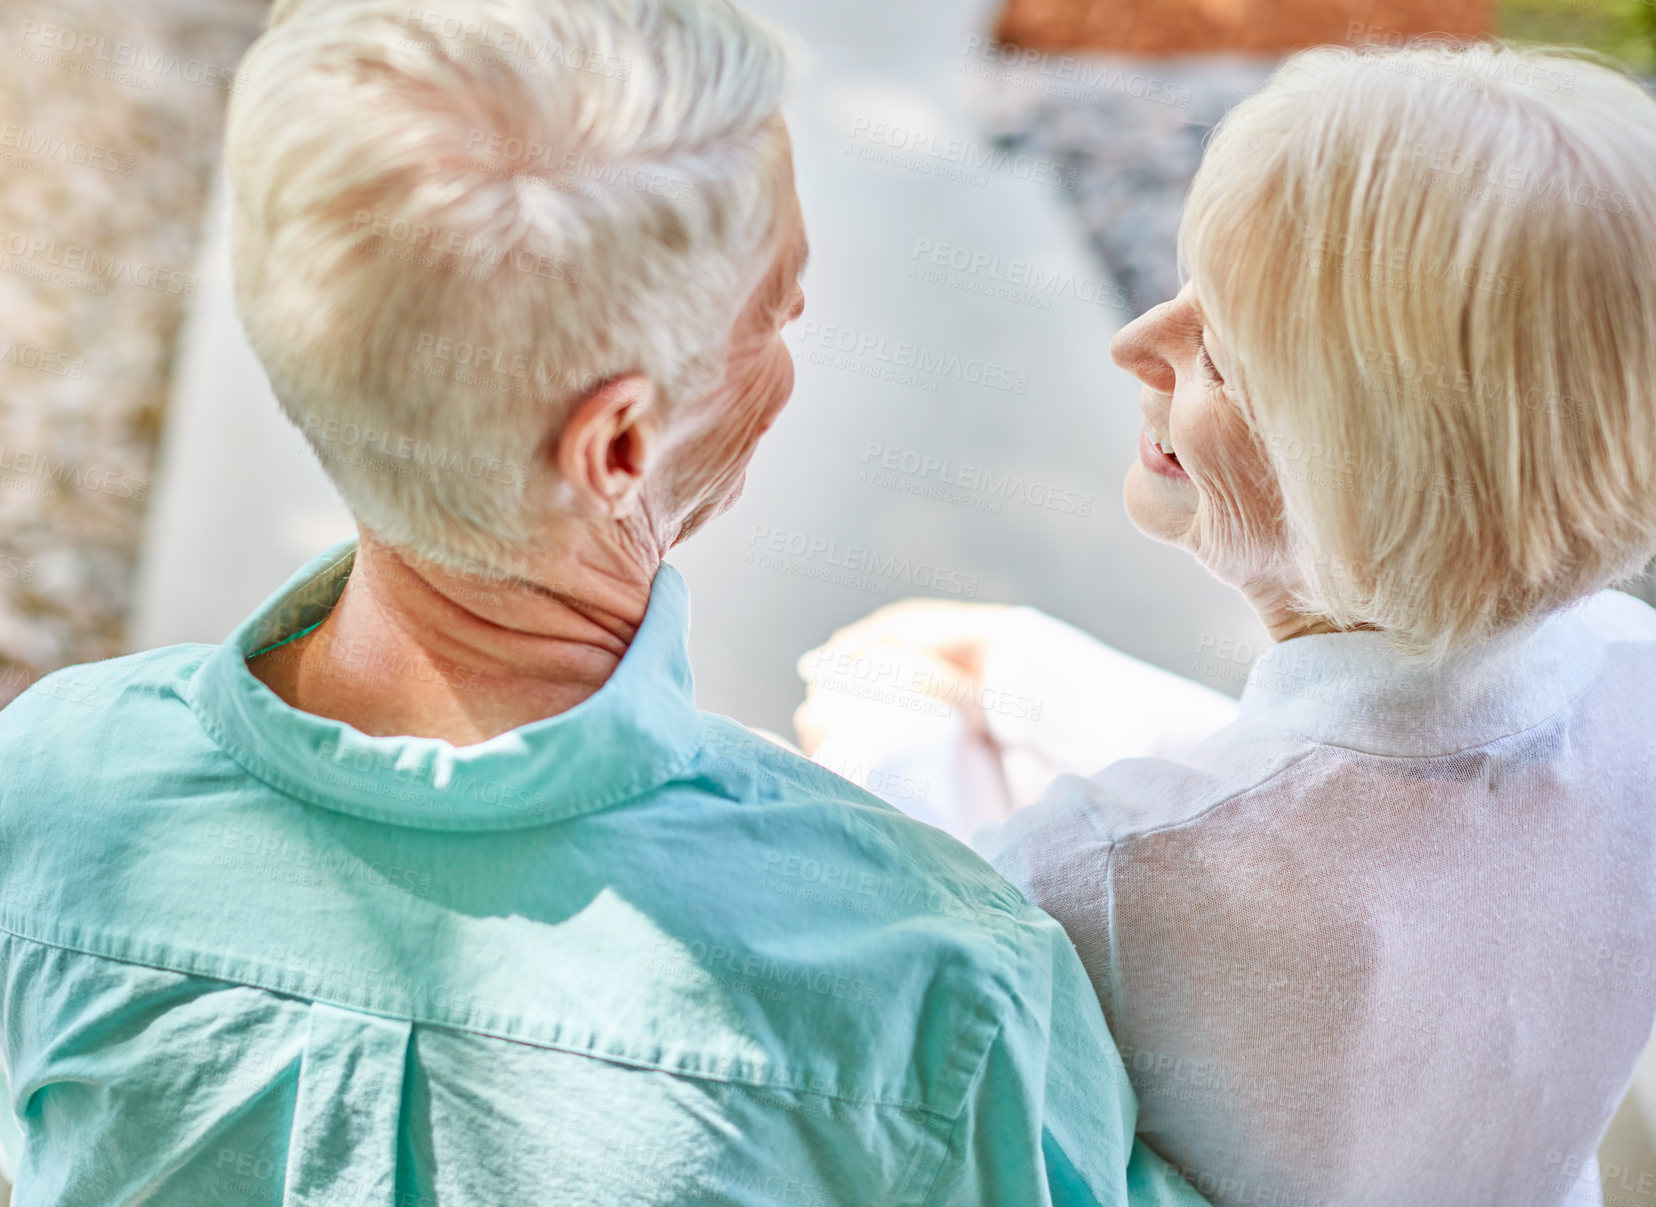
[754,339,794,423]
[1180,402,1285,551]
[721,337,793,425]
[687,341,794,475]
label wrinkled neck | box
[248,529,659,744]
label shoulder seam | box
[1079,744,1322,847]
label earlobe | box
[554,374,657,518]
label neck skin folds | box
[1246,592,1347,644]
[248,523,663,745]
[1237,569,1367,645]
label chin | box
[1123,462,1196,547]
[672,474,747,548]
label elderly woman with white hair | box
[0,1,1217,1205]
[800,42,1656,1207]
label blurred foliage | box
[1496,0,1656,73]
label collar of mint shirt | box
[1237,599,1603,757]
[187,538,706,831]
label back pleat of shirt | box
[280,1004,410,1207]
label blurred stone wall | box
[996,0,1489,54]
[0,0,268,705]
[970,54,1274,316]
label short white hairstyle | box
[226,0,795,572]
[1183,42,1656,658]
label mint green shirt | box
[0,540,1203,1207]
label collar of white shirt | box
[1237,597,1607,757]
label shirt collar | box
[187,538,705,830]
[1238,600,1604,757]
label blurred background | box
[4,0,1656,1201]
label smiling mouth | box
[1138,427,1187,479]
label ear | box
[554,374,658,518]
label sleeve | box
[919,915,1208,1207]
[0,936,19,1188]
[0,798,16,1186]
[0,1048,17,1187]
[976,786,1122,1023]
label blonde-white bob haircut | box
[226,0,795,573]
[1183,42,1656,659]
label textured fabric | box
[0,1051,16,1184]
[803,607,1241,840]
[980,592,1656,1207]
[0,539,1207,1207]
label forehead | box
[733,195,806,325]
[763,187,808,289]
[778,187,807,273]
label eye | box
[1197,333,1225,385]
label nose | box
[1110,299,1178,395]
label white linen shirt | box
[980,590,1656,1207]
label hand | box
[793,599,1013,756]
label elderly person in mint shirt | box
[0,1,1208,1205]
